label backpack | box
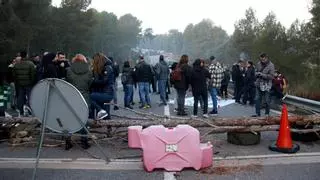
[121,72,128,84]
[171,65,182,81]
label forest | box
[0,0,319,99]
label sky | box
[52,0,313,35]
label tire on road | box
[227,132,261,145]
[291,124,320,142]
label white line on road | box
[163,104,176,180]
[1,152,320,170]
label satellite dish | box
[30,78,88,134]
[29,78,109,180]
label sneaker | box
[114,106,119,111]
[139,105,145,109]
[177,111,188,116]
[203,114,209,118]
[131,102,135,106]
[143,105,151,109]
[210,110,218,115]
[97,110,108,120]
[159,102,167,106]
[251,114,260,117]
[125,105,133,109]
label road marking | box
[163,103,176,180]
[1,153,320,170]
[164,172,176,180]
[164,105,170,122]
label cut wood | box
[1,115,320,128]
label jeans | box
[209,88,218,112]
[138,82,151,106]
[17,86,32,113]
[158,79,167,103]
[194,91,208,115]
[124,84,134,106]
[90,92,113,112]
[176,89,186,113]
[255,88,271,116]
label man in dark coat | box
[242,61,256,105]
[54,52,70,80]
[232,60,245,103]
[12,51,36,115]
[134,56,153,109]
[190,59,211,118]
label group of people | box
[1,50,287,149]
[232,53,288,117]
[4,51,123,120]
[120,54,229,118]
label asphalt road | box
[1,82,320,180]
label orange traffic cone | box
[269,104,300,153]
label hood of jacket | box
[160,60,167,66]
[193,59,202,71]
[70,61,90,75]
[123,67,131,73]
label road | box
[1,82,320,180]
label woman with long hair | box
[171,54,192,116]
[90,53,114,120]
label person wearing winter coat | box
[220,68,230,99]
[171,55,192,116]
[54,52,70,80]
[155,55,170,106]
[42,52,58,79]
[190,59,211,118]
[253,53,275,117]
[65,54,92,150]
[12,51,36,114]
[242,61,255,105]
[90,53,114,120]
[122,61,135,109]
[134,56,153,109]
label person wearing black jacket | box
[220,68,230,99]
[54,52,70,80]
[190,59,211,118]
[134,56,153,109]
[232,60,245,103]
[108,57,120,110]
[90,53,114,120]
[171,55,192,116]
[42,53,58,79]
[242,61,256,105]
[122,61,134,109]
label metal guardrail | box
[282,94,320,113]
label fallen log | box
[1,115,320,128]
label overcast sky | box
[52,0,312,35]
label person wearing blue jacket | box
[90,53,114,120]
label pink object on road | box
[128,125,213,172]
